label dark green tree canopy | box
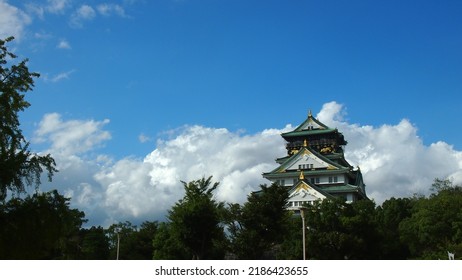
[0,37,57,200]
[225,183,291,259]
[301,198,380,260]
[0,190,86,259]
[399,179,462,259]
[154,176,225,260]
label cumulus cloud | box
[0,0,31,40]
[316,101,462,203]
[92,126,286,225]
[31,114,113,225]
[35,103,462,226]
[34,113,111,157]
[70,4,96,28]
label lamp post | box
[115,228,120,260]
[299,206,307,260]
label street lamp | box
[299,206,307,260]
[115,228,121,260]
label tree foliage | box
[302,198,379,259]
[106,221,159,260]
[79,226,110,260]
[154,176,225,259]
[153,222,191,260]
[0,190,86,259]
[399,179,462,259]
[0,37,57,200]
[375,197,414,259]
[225,183,291,259]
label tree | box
[304,198,380,259]
[135,221,159,259]
[79,226,110,260]
[107,221,138,260]
[304,199,349,259]
[225,183,291,259]
[153,222,190,260]
[108,221,159,260]
[0,37,57,201]
[340,199,380,259]
[375,197,414,259]
[0,190,86,259]
[399,179,462,259]
[160,176,226,259]
[275,213,304,260]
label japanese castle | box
[262,111,368,210]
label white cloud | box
[25,3,45,20]
[316,101,462,203]
[34,31,52,40]
[70,5,96,28]
[46,0,71,14]
[97,3,127,17]
[25,0,70,22]
[76,5,96,20]
[34,102,462,226]
[34,113,111,157]
[42,69,75,83]
[57,39,71,49]
[91,125,286,225]
[138,133,151,143]
[0,0,31,40]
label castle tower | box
[262,110,367,209]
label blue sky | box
[2,0,462,226]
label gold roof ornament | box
[299,171,305,180]
[303,139,308,147]
[308,109,312,118]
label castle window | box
[299,164,311,170]
[329,176,338,183]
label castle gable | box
[272,147,342,173]
[287,181,329,209]
[286,149,332,171]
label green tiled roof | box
[281,128,337,138]
[294,113,329,131]
[320,184,360,193]
[282,113,337,138]
[264,146,349,175]
[263,168,349,179]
